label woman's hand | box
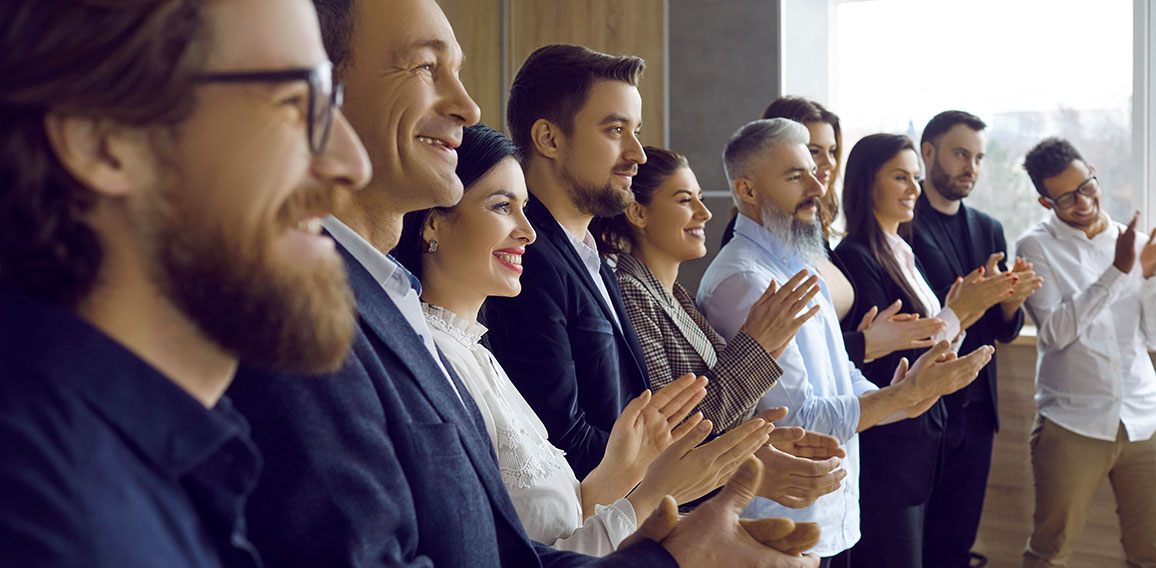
[859,300,946,362]
[628,416,774,512]
[597,374,708,488]
[739,269,822,359]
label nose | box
[693,196,712,222]
[625,131,646,165]
[313,111,372,191]
[514,208,537,245]
[806,171,825,198]
[443,71,481,126]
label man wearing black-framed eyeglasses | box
[1016,137,1156,567]
[0,0,371,566]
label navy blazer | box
[228,242,674,567]
[486,195,650,478]
[833,236,947,507]
[909,194,1023,430]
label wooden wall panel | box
[438,0,504,129]
[505,0,666,146]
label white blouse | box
[422,304,636,556]
[885,232,963,345]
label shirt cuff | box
[933,306,963,344]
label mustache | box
[276,185,349,228]
[614,162,639,176]
[795,197,820,212]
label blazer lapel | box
[336,243,526,534]
[527,196,625,332]
[601,262,650,391]
[618,255,717,368]
[962,205,990,271]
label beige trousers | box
[1023,416,1156,567]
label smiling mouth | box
[417,135,455,150]
[295,217,324,235]
[685,227,706,239]
[494,249,524,274]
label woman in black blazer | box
[833,134,1015,568]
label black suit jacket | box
[228,241,674,567]
[486,195,650,478]
[833,236,947,507]
[909,194,1024,430]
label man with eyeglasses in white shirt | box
[1016,137,1156,567]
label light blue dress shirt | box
[696,213,877,557]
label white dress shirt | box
[1016,213,1156,442]
[422,304,636,556]
[697,213,875,557]
[884,232,962,345]
[322,216,462,404]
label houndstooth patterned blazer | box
[615,253,783,433]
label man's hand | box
[624,458,820,567]
[753,444,846,508]
[945,265,1017,329]
[1139,221,1156,279]
[1115,211,1140,274]
[740,269,822,359]
[859,300,946,362]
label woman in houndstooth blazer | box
[592,147,820,434]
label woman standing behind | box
[393,124,793,557]
[832,134,1014,567]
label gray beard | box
[760,203,827,267]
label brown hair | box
[506,44,644,156]
[591,146,688,256]
[761,96,843,239]
[842,133,927,316]
[0,0,208,307]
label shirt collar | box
[733,212,808,270]
[1046,211,1115,243]
[0,288,248,477]
[557,219,604,274]
[323,215,421,295]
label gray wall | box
[668,0,781,295]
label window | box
[785,0,1138,247]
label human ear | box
[734,177,759,207]
[1038,196,1053,211]
[624,201,646,229]
[44,113,156,199]
[530,119,560,161]
[920,141,935,165]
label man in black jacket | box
[910,110,1043,567]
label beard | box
[139,177,357,376]
[760,199,827,267]
[559,156,636,218]
[929,157,973,201]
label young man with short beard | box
[227,1,822,567]
[0,0,371,566]
[697,119,995,567]
[908,110,1041,567]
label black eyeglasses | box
[1046,175,1099,210]
[197,61,342,155]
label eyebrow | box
[599,113,637,126]
[782,166,809,176]
[672,189,694,196]
[890,168,918,175]
[392,39,453,61]
[487,189,518,200]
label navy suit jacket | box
[228,242,674,567]
[909,194,1023,430]
[833,237,947,507]
[486,195,650,478]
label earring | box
[426,239,439,254]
